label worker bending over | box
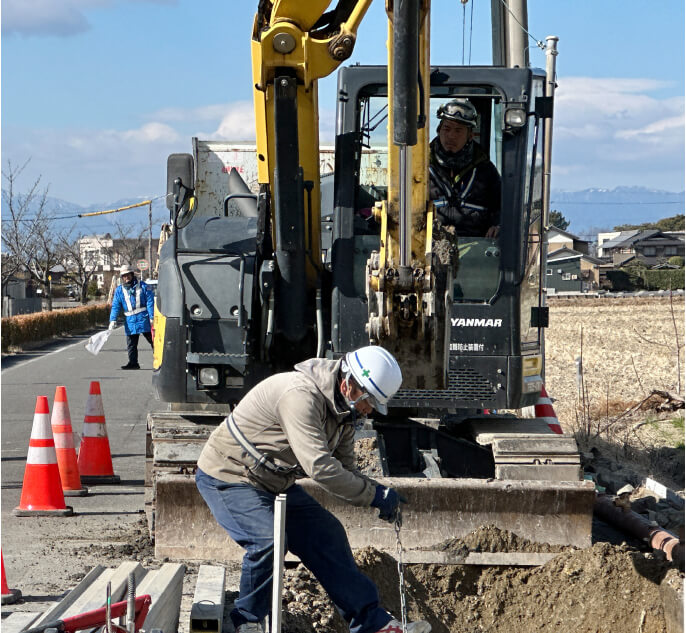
[196,346,431,633]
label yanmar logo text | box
[451,318,503,327]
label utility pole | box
[148,202,153,279]
[491,0,530,68]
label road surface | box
[1,325,164,604]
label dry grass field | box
[545,296,685,487]
[546,296,684,426]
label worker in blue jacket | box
[109,265,155,370]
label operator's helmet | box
[343,346,403,415]
[119,264,136,276]
[437,98,478,129]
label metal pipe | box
[506,0,529,68]
[398,145,413,267]
[542,35,558,230]
[126,572,136,633]
[271,494,287,633]
[594,494,684,568]
[315,287,325,357]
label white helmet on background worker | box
[120,264,136,276]
[342,346,403,415]
[436,98,478,130]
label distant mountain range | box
[550,186,684,238]
[3,186,684,240]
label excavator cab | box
[330,65,548,411]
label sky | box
[2,0,684,207]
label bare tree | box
[57,228,103,304]
[2,159,64,310]
[108,219,149,271]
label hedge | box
[1,303,110,352]
[606,268,685,291]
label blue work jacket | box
[110,279,155,335]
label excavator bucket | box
[153,473,595,563]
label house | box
[599,230,684,267]
[77,234,159,289]
[546,247,605,293]
[546,227,591,255]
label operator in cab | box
[429,98,501,238]
[195,346,431,633]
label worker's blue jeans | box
[195,469,391,633]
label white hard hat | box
[344,346,403,415]
[437,98,478,129]
[120,265,136,276]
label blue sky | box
[2,0,684,206]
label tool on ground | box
[13,395,73,517]
[21,594,152,633]
[127,571,137,633]
[78,381,120,485]
[51,386,88,497]
[271,494,287,633]
[394,511,408,633]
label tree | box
[549,210,570,231]
[108,219,150,271]
[57,229,104,304]
[1,159,64,310]
[614,214,685,232]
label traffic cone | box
[1,551,22,605]
[534,385,563,435]
[13,396,73,516]
[51,386,88,496]
[77,381,120,484]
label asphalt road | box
[1,326,165,603]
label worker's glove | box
[370,485,407,523]
[108,321,116,331]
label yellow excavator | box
[149,0,594,562]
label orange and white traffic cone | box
[1,551,22,605]
[534,385,563,435]
[13,396,73,517]
[51,386,88,496]
[77,381,120,484]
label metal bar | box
[271,494,287,633]
[398,145,413,267]
[542,35,558,229]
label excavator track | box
[146,412,594,563]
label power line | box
[496,0,545,51]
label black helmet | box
[437,99,478,129]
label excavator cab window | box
[357,89,505,303]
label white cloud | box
[2,0,176,37]
[551,76,684,191]
[212,102,257,140]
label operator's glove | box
[370,484,407,523]
[108,321,116,331]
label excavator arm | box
[251,0,372,344]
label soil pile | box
[281,538,680,633]
[429,525,568,554]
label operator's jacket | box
[429,138,501,237]
[109,280,155,336]
[197,358,377,506]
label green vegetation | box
[549,210,570,231]
[667,256,684,267]
[614,214,685,232]
[605,267,685,291]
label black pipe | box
[393,0,420,146]
[273,74,307,342]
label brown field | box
[546,296,684,426]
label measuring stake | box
[271,494,288,633]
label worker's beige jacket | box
[197,358,376,507]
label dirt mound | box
[281,540,680,633]
[428,525,568,554]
